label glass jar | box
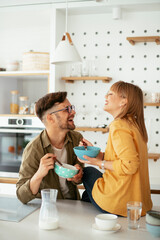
[19,96,29,114]
[10,90,19,114]
[39,189,59,230]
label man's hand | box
[67,164,83,184]
[36,153,56,179]
[30,153,56,195]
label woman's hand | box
[77,155,102,168]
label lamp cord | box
[65,0,68,33]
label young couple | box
[16,81,152,217]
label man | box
[16,92,83,204]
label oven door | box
[0,128,42,177]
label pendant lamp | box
[52,0,81,64]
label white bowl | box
[95,214,118,230]
[146,210,160,225]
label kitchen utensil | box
[55,158,63,166]
[80,138,87,149]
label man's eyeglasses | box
[50,105,75,115]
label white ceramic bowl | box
[146,210,160,225]
[95,214,118,230]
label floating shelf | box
[126,36,160,45]
[148,153,160,162]
[144,103,160,106]
[0,114,36,117]
[0,70,50,77]
[61,76,112,83]
[0,177,18,184]
[75,127,109,133]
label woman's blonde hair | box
[111,81,148,142]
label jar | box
[19,96,29,114]
[6,61,19,71]
[10,90,19,114]
[39,189,59,230]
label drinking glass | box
[127,201,142,229]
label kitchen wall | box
[0,2,159,201]
[64,9,160,188]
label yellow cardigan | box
[92,118,152,217]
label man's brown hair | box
[35,92,67,120]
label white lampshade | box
[52,36,81,64]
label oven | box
[0,116,44,178]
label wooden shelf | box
[127,36,160,45]
[148,153,160,162]
[144,102,160,106]
[0,114,36,117]
[75,127,109,133]
[0,177,18,184]
[61,76,112,83]
[0,70,50,77]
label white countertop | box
[0,198,159,240]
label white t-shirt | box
[52,145,71,199]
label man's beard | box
[55,113,75,130]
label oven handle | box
[0,129,43,133]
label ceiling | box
[0,0,160,14]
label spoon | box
[80,138,87,150]
[55,158,63,166]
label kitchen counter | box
[0,198,159,240]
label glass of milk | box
[39,189,59,230]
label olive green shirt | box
[16,129,83,204]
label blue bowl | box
[73,146,101,160]
[146,222,160,238]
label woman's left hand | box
[77,155,102,168]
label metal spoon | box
[80,138,87,150]
[55,158,63,166]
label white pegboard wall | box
[64,11,160,156]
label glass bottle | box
[10,90,19,114]
[39,189,59,230]
[19,96,29,114]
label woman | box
[78,81,152,217]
